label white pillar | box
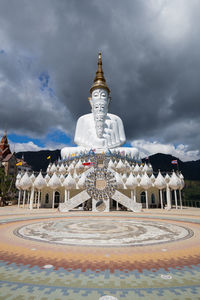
[68,190,70,201]
[34,191,37,207]
[29,187,34,210]
[27,191,30,208]
[105,198,110,212]
[52,190,55,209]
[166,185,171,210]
[92,198,96,212]
[174,190,178,209]
[133,189,136,203]
[145,190,148,209]
[37,190,41,209]
[23,190,26,208]
[64,189,67,203]
[179,189,183,209]
[116,201,119,211]
[160,190,163,209]
[18,190,21,208]
[131,190,134,200]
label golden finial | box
[90,52,110,94]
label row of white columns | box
[18,187,182,210]
[18,188,41,209]
[18,188,71,210]
[129,186,183,210]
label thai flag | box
[171,160,178,164]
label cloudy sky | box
[0,0,200,161]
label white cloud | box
[131,139,200,162]
[10,141,44,153]
[9,141,72,153]
[151,0,191,43]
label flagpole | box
[171,159,179,171]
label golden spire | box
[90,52,110,94]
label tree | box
[0,166,16,206]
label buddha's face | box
[92,89,108,138]
[92,88,108,102]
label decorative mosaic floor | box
[15,219,192,246]
[0,209,200,299]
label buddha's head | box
[90,88,109,138]
[89,53,111,138]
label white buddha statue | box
[61,53,139,160]
[74,53,126,149]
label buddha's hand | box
[104,127,117,147]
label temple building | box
[16,54,184,211]
[0,132,17,177]
[16,156,32,173]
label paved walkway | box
[0,206,200,300]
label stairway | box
[112,190,142,212]
[59,190,91,212]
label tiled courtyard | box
[0,207,200,300]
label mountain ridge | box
[16,150,200,180]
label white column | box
[174,190,178,209]
[23,190,26,208]
[116,201,119,211]
[160,190,163,209]
[34,191,37,207]
[166,185,171,210]
[29,187,34,210]
[133,189,136,203]
[52,190,55,209]
[179,189,183,209]
[18,190,21,208]
[68,190,70,201]
[64,189,67,203]
[92,198,96,212]
[105,198,110,212]
[131,190,134,200]
[37,190,41,209]
[27,191,30,208]
[145,190,148,209]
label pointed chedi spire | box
[0,130,11,157]
[90,52,110,94]
[1,130,8,145]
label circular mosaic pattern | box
[15,219,193,246]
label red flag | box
[82,162,96,166]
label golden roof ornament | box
[90,52,110,95]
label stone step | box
[112,190,142,212]
[59,190,90,212]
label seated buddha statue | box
[61,53,138,159]
[74,53,126,149]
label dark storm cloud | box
[0,0,200,154]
